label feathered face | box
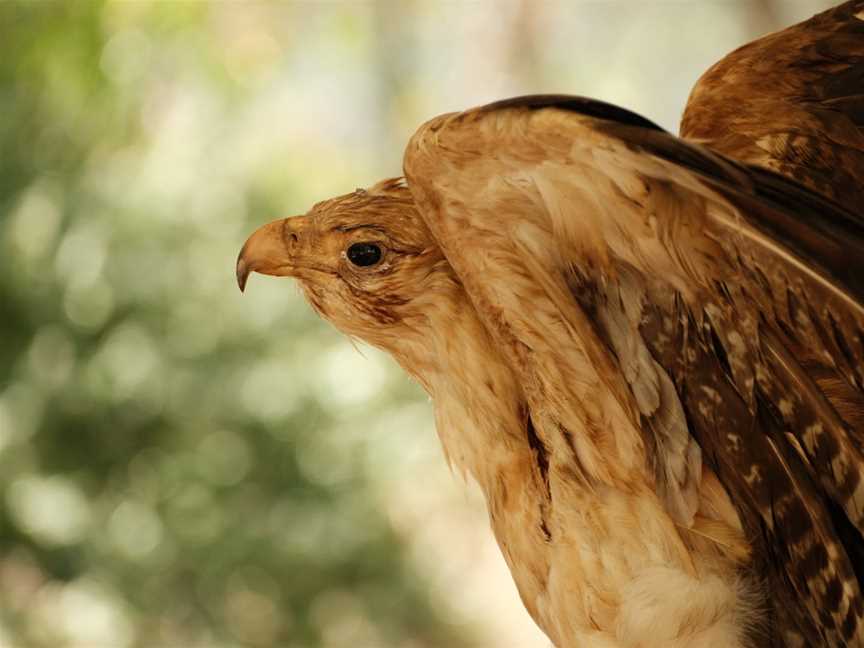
[237,179,458,351]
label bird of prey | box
[237,3,864,647]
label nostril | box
[281,220,301,248]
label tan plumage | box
[237,3,864,647]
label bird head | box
[236,178,461,365]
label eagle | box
[237,3,864,647]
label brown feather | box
[681,0,864,212]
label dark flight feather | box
[681,0,864,213]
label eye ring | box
[346,242,383,267]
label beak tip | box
[236,257,249,293]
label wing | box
[681,0,864,213]
[404,96,864,647]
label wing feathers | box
[681,0,864,212]
[478,94,666,133]
[592,269,702,525]
[404,96,864,646]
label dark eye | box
[346,242,382,267]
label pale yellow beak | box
[236,217,306,292]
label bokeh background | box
[0,1,838,647]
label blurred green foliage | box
[0,2,475,646]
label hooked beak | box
[236,217,306,292]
